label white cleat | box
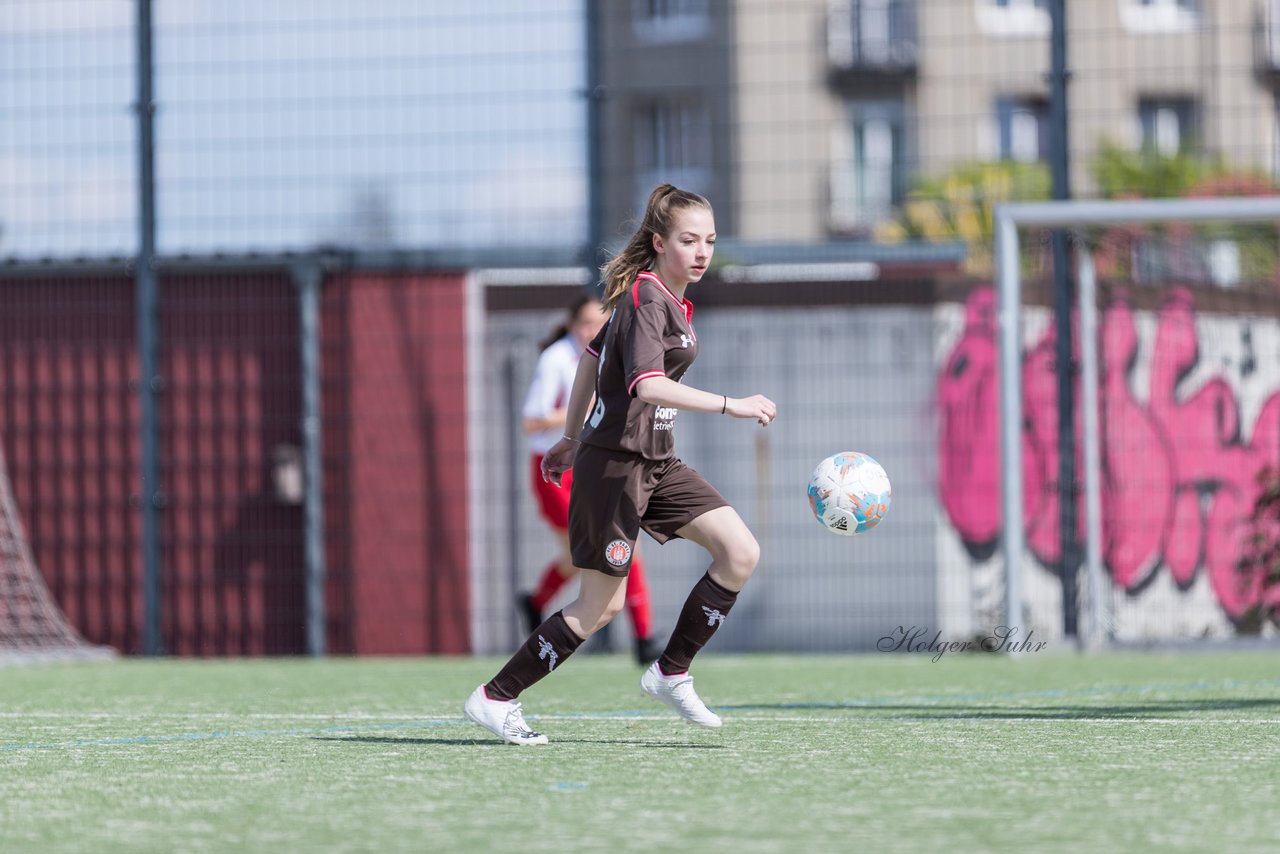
[640,662,723,728]
[463,685,549,746]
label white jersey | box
[522,335,583,455]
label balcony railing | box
[827,0,918,75]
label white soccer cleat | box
[640,662,723,728]
[463,685,549,746]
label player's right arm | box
[561,351,598,443]
[540,351,598,485]
[521,348,568,434]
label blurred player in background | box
[466,184,776,745]
[518,294,661,666]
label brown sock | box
[657,572,738,676]
[485,611,584,701]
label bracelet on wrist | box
[562,434,581,443]
[721,394,727,415]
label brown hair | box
[538,293,600,352]
[598,183,712,311]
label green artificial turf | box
[2,651,1278,852]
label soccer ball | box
[807,452,892,536]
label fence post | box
[135,0,162,655]
[1075,249,1107,650]
[995,208,1025,650]
[293,262,327,657]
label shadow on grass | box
[312,736,724,748]
[719,696,1280,720]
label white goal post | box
[994,196,1280,651]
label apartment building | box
[596,0,1280,242]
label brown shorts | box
[568,443,730,577]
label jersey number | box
[588,312,615,429]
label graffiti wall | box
[938,285,1280,641]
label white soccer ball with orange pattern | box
[807,452,891,536]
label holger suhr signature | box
[877,625,1047,662]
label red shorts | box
[531,453,573,530]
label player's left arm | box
[540,352,599,484]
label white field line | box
[4,713,1280,751]
[0,712,462,719]
[4,676,1277,721]
[533,715,1280,725]
[5,711,1275,726]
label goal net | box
[992,196,1280,648]
[0,447,112,663]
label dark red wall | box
[322,272,470,655]
[0,267,470,656]
[0,277,142,652]
[161,272,306,655]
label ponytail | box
[539,293,598,352]
[599,183,712,311]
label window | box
[632,0,710,42]
[976,0,1049,37]
[831,100,908,229]
[1121,0,1197,33]
[1274,95,1280,182]
[1138,97,1197,155]
[635,99,712,173]
[995,96,1049,162]
[1265,0,1280,69]
[633,99,713,211]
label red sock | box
[625,557,652,639]
[530,561,570,612]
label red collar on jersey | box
[634,271,695,323]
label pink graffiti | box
[939,286,1280,622]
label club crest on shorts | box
[604,539,632,567]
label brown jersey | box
[580,271,699,460]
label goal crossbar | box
[994,196,1280,651]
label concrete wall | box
[471,295,942,654]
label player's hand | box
[725,394,777,427]
[541,437,580,486]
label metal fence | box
[2,1,1279,654]
[4,1,1279,260]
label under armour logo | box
[537,635,559,671]
[702,606,725,627]
[680,334,692,349]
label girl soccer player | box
[518,295,660,665]
[465,184,776,745]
